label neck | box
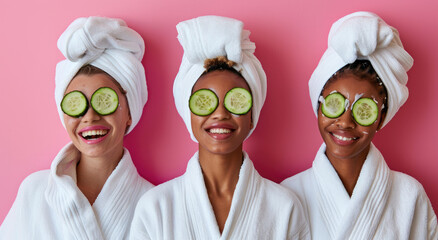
[76,147,124,204]
[199,146,243,194]
[198,145,244,233]
[326,145,370,197]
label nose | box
[335,109,356,129]
[210,102,231,120]
[81,106,101,123]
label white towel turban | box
[55,16,147,134]
[309,11,413,128]
[173,16,267,142]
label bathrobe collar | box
[183,151,259,239]
[45,142,142,240]
[313,143,392,240]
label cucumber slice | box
[90,87,119,115]
[61,91,88,117]
[189,89,219,116]
[352,98,378,126]
[224,87,252,115]
[321,93,345,118]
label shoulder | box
[132,176,184,235]
[390,170,427,197]
[257,176,311,238]
[388,170,437,214]
[259,176,304,209]
[137,176,155,192]
[281,168,313,191]
[17,170,50,197]
[388,171,437,237]
[136,176,183,211]
[0,170,50,234]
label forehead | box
[65,73,122,95]
[322,74,381,99]
[193,70,250,93]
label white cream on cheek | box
[350,93,364,110]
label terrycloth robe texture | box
[282,143,437,240]
[0,143,154,240]
[308,11,413,129]
[130,152,310,240]
[173,16,267,142]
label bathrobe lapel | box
[313,143,391,240]
[183,152,259,239]
[45,143,146,240]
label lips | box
[329,131,358,146]
[205,123,235,140]
[78,126,110,144]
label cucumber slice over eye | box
[352,98,379,126]
[90,87,119,115]
[61,91,88,117]
[189,89,219,116]
[321,93,345,118]
[224,87,252,115]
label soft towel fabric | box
[0,142,154,240]
[282,143,438,240]
[308,11,413,129]
[55,16,147,134]
[173,16,267,142]
[130,152,310,240]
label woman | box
[0,17,153,239]
[282,12,437,239]
[130,16,309,239]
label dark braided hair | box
[324,60,388,115]
[201,56,244,78]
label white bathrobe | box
[130,152,310,240]
[0,143,153,240]
[282,143,437,240]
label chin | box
[205,144,241,156]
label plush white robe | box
[0,142,153,240]
[282,143,437,240]
[130,152,310,240]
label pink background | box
[1,0,437,223]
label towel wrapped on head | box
[309,11,413,128]
[55,16,147,134]
[173,15,267,142]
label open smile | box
[329,132,358,146]
[78,126,110,144]
[205,125,236,140]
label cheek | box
[357,126,377,140]
[63,116,78,131]
[235,114,252,132]
[317,115,331,131]
[115,102,132,124]
[190,114,204,133]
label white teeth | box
[209,128,231,134]
[333,133,357,141]
[81,129,108,138]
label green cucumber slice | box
[352,98,378,126]
[61,91,88,117]
[90,87,119,115]
[224,87,252,115]
[189,89,219,116]
[321,93,345,118]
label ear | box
[376,110,387,131]
[125,112,133,133]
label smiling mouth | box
[208,128,233,134]
[81,129,109,140]
[331,133,358,141]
